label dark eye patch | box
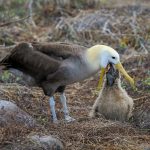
[112,56,115,59]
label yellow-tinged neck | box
[86,45,103,70]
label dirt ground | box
[0,0,150,150]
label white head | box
[98,45,120,68]
[87,45,135,90]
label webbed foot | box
[65,115,75,122]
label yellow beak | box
[97,67,106,91]
[115,62,136,89]
[97,62,136,91]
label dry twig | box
[0,16,30,27]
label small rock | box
[0,100,36,128]
[29,134,63,150]
[132,97,150,129]
[133,109,150,129]
[9,68,36,86]
[140,144,150,150]
[0,68,36,86]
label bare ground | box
[0,1,150,150]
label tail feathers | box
[0,54,12,69]
[0,42,30,68]
[0,65,7,71]
[0,45,17,67]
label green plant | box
[1,70,10,82]
[143,77,150,86]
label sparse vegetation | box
[143,77,150,86]
[0,0,150,150]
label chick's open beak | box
[115,62,135,89]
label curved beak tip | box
[97,63,137,91]
[115,62,136,90]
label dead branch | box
[28,0,36,28]
[131,11,137,36]
[139,40,148,54]
[0,16,30,28]
[102,20,109,33]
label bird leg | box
[60,92,75,122]
[49,97,58,123]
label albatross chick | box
[89,64,134,122]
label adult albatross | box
[0,42,135,123]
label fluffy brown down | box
[89,70,134,122]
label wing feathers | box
[0,42,87,82]
[32,42,86,59]
[1,43,61,81]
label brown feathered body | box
[89,66,134,122]
[1,42,97,96]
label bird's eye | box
[112,56,115,59]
